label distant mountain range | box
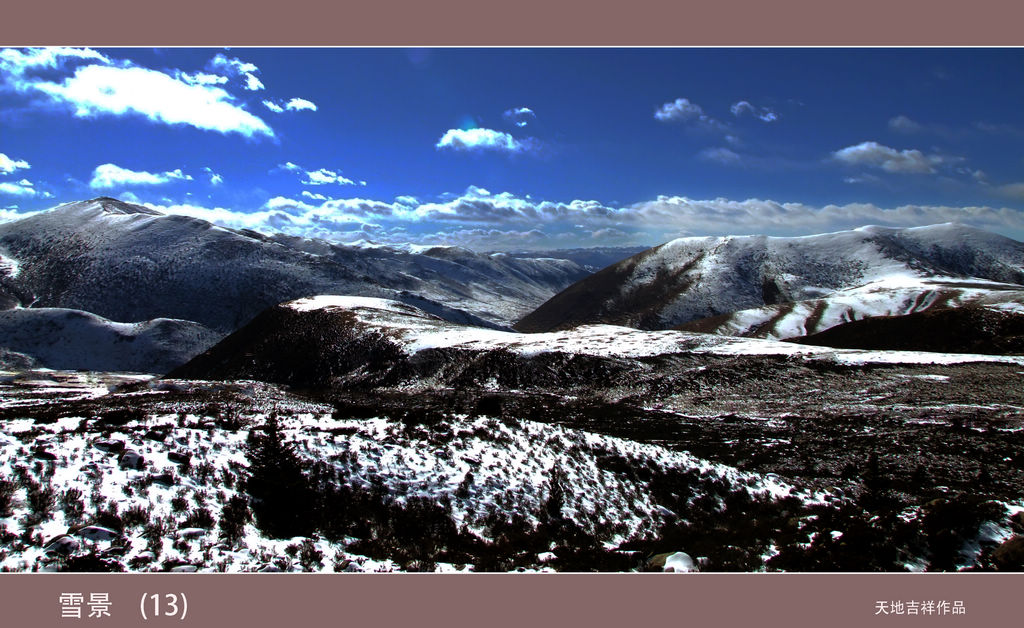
[514,223,1024,343]
[0,197,635,371]
[1,199,1022,373]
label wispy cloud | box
[997,183,1024,201]
[730,100,778,122]
[89,163,193,189]
[698,147,744,166]
[207,53,264,91]
[0,179,50,198]
[436,128,536,154]
[263,97,317,114]
[202,167,223,186]
[0,153,30,175]
[654,97,728,132]
[278,162,361,186]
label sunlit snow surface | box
[0,371,828,573]
[287,295,1024,366]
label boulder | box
[43,534,81,556]
[118,450,145,470]
[993,536,1024,570]
[167,451,192,466]
[75,526,120,542]
[648,551,696,572]
[93,439,125,454]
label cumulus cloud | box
[831,141,942,174]
[0,153,30,175]
[302,191,329,201]
[89,163,193,189]
[0,179,49,198]
[436,128,535,154]
[277,162,359,186]
[654,97,728,132]
[503,107,536,127]
[730,100,778,122]
[29,64,273,138]
[262,100,284,113]
[655,98,704,122]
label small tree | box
[243,415,316,538]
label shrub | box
[0,477,15,516]
[218,495,251,546]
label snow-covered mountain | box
[0,198,594,332]
[0,308,219,372]
[514,224,1024,336]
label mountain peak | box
[86,197,164,216]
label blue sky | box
[2,47,1024,250]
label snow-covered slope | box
[171,295,1024,389]
[0,198,592,330]
[0,308,219,373]
[680,276,1024,340]
[514,224,1024,334]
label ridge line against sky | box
[1,47,1024,249]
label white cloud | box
[30,64,273,138]
[202,167,223,185]
[654,97,729,132]
[436,128,534,154]
[285,98,316,112]
[503,107,536,127]
[97,187,1024,249]
[0,179,48,198]
[0,153,30,175]
[832,141,940,174]
[302,191,329,201]
[306,168,354,186]
[207,54,258,76]
[0,47,111,84]
[263,97,317,114]
[177,71,229,86]
[277,162,358,186]
[730,100,778,122]
[243,73,264,91]
[655,98,704,122]
[89,163,193,189]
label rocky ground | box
[1,351,1023,572]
